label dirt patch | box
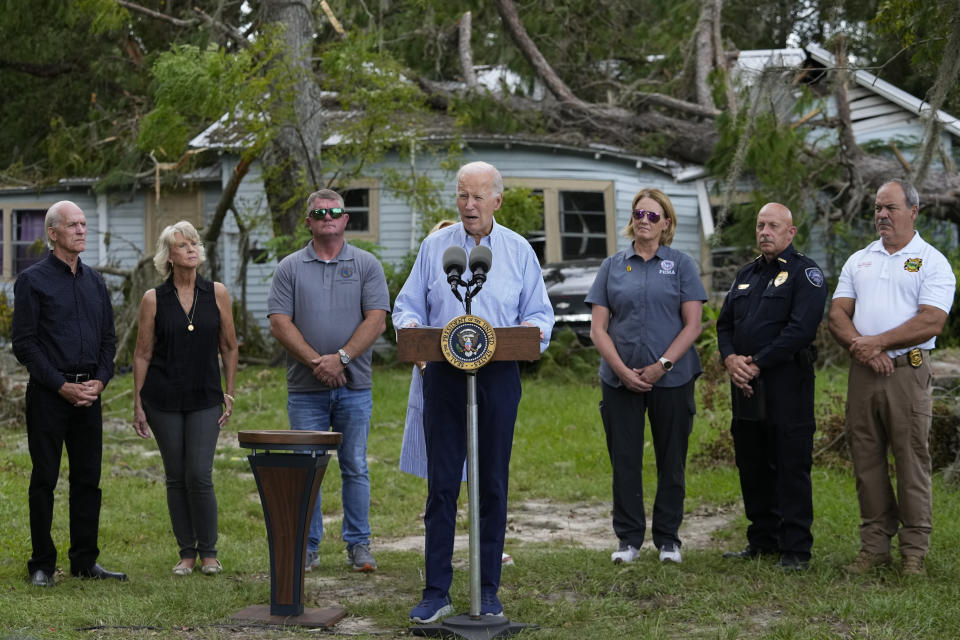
[376,499,737,556]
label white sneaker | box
[611,543,639,564]
[659,543,682,563]
[501,552,514,566]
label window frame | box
[336,178,380,243]
[502,178,615,263]
[0,200,56,280]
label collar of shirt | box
[625,243,673,263]
[393,219,554,336]
[866,230,920,256]
[751,243,795,272]
[48,251,85,275]
[301,239,354,263]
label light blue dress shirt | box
[393,220,554,351]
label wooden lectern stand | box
[398,324,541,640]
[232,430,346,628]
[397,325,541,363]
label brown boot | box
[844,550,892,574]
[901,554,926,576]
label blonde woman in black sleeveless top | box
[132,220,238,576]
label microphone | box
[443,245,467,286]
[468,246,492,285]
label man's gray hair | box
[306,189,344,211]
[44,201,76,250]
[884,178,920,209]
[456,161,503,195]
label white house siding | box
[213,143,709,331]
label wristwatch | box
[658,356,674,371]
[338,348,351,366]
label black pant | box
[600,380,695,550]
[25,381,103,575]
[731,401,814,559]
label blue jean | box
[288,388,373,551]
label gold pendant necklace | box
[174,286,199,332]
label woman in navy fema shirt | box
[586,188,706,565]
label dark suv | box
[541,259,602,344]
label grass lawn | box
[1,362,959,639]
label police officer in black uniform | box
[716,202,827,571]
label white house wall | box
[1,147,708,335]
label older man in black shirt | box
[12,200,125,587]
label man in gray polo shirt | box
[267,188,390,573]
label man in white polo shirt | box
[829,179,955,576]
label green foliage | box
[136,105,192,159]
[0,291,12,341]
[319,34,429,181]
[531,327,601,384]
[497,187,544,238]
[707,88,839,249]
[141,34,294,164]
[451,92,544,134]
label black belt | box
[61,372,91,383]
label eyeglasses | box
[632,209,662,223]
[309,208,345,220]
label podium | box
[398,324,541,640]
[231,430,346,628]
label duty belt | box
[892,348,927,369]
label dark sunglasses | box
[309,207,345,220]
[632,209,662,223]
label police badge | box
[908,347,923,368]
[774,271,788,287]
[440,315,497,371]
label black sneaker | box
[778,554,810,572]
[722,544,776,560]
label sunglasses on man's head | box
[309,208,345,219]
[632,209,661,223]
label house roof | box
[732,44,960,140]
[189,120,706,181]
[804,43,960,138]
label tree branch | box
[492,0,585,107]
[192,7,250,48]
[0,59,76,77]
[115,0,197,27]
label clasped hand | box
[724,354,760,397]
[849,335,893,376]
[311,353,346,387]
[59,379,103,408]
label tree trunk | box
[261,0,326,242]
[459,11,477,89]
[204,155,251,282]
[695,0,717,110]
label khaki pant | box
[845,358,933,556]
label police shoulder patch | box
[805,267,824,287]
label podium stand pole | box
[465,370,481,617]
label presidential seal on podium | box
[440,314,497,370]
